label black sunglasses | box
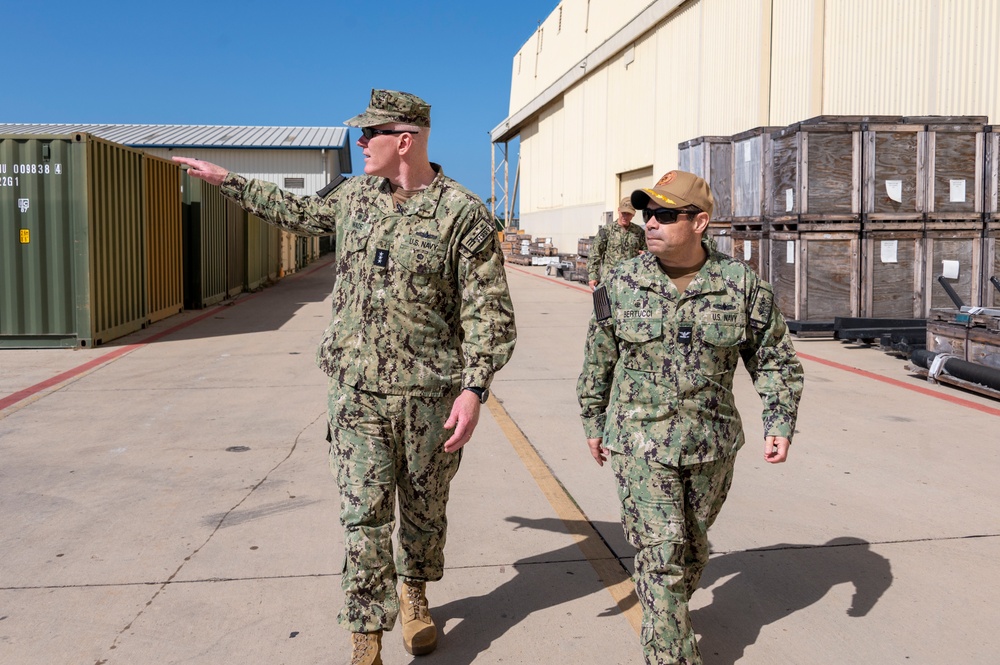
[642,208,699,224]
[361,127,419,140]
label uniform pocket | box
[394,235,445,302]
[702,320,744,347]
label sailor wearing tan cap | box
[577,171,803,664]
[587,196,647,289]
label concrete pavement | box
[2,257,999,664]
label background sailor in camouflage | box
[588,196,647,289]
[577,171,803,665]
[175,89,516,664]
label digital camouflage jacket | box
[577,245,803,466]
[587,220,647,284]
[221,166,516,396]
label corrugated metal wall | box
[769,0,820,124]
[824,0,998,117]
[144,155,184,323]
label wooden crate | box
[769,226,861,322]
[923,220,983,314]
[985,222,1000,308]
[732,126,781,222]
[914,117,987,218]
[767,117,873,224]
[861,222,925,318]
[969,325,1000,370]
[987,126,999,219]
[706,222,733,258]
[678,135,733,221]
[862,121,926,221]
[926,317,968,357]
[731,226,768,277]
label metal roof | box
[0,123,351,150]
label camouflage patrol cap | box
[618,196,636,214]
[631,170,714,217]
[344,89,431,128]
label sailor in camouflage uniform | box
[176,89,516,665]
[577,171,803,665]
[587,196,647,289]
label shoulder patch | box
[749,283,774,331]
[592,284,612,323]
[460,218,495,258]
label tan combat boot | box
[400,580,437,655]
[350,630,382,665]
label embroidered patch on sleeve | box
[460,219,495,258]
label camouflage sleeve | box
[219,172,341,236]
[457,213,517,390]
[577,314,619,439]
[587,227,606,282]
[741,282,804,440]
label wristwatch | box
[463,387,489,404]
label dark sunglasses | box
[361,127,419,140]
[642,208,699,224]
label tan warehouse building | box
[492,0,1000,255]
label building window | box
[284,177,305,189]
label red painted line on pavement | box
[0,256,336,413]
[797,352,1000,417]
[506,264,593,293]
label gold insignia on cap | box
[647,190,676,205]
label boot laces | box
[351,633,376,665]
[404,584,430,622]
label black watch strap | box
[463,387,488,403]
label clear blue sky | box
[3,0,556,203]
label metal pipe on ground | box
[910,350,1000,392]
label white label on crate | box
[942,260,960,279]
[885,180,903,203]
[949,179,966,203]
[18,198,29,213]
[743,240,752,260]
[786,240,795,264]
[743,143,752,163]
[785,188,794,212]
[880,240,898,263]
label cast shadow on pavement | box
[425,516,638,664]
[419,519,891,665]
[694,537,893,664]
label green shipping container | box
[1,133,161,348]
[181,172,228,309]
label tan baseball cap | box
[344,89,431,128]
[618,196,636,214]
[631,170,714,217]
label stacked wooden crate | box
[981,123,999,310]
[680,135,734,257]
[862,116,988,318]
[765,116,878,322]
[731,126,782,276]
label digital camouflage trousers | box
[611,452,736,665]
[327,381,462,633]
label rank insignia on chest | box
[374,248,389,268]
[677,324,693,345]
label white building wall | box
[142,147,337,195]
